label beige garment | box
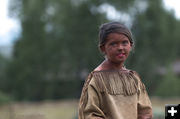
[79,70,152,119]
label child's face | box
[100,33,132,64]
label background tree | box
[2,0,179,101]
[128,0,180,94]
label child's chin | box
[113,60,125,64]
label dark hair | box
[98,22,134,47]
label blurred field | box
[0,100,78,119]
[0,97,179,119]
[151,97,180,119]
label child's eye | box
[122,40,129,45]
[110,42,117,46]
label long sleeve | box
[79,77,106,119]
[137,83,153,119]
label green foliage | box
[6,0,108,101]
[0,54,7,81]
[0,54,12,102]
[0,91,12,105]
[3,0,180,101]
[127,0,180,94]
[155,68,180,97]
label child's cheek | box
[107,47,113,51]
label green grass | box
[151,97,180,119]
[0,97,179,119]
[0,100,78,119]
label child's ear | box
[100,45,105,54]
[130,43,133,50]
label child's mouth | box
[116,53,125,57]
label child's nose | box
[117,44,123,50]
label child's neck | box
[94,59,124,71]
[104,59,124,70]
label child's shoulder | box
[88,68,140,84]
[86,67,142,87]
[86,69,141,95]
[92,68,139,76]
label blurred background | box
[0,0,180,119]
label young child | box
[78,22,152,119]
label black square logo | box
[165,104,180,119]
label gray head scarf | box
[98,22,133,46]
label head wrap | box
[98,22,133,46]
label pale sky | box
[164,0,180,17]
[0,0,180,46]
[0,0,20,46]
